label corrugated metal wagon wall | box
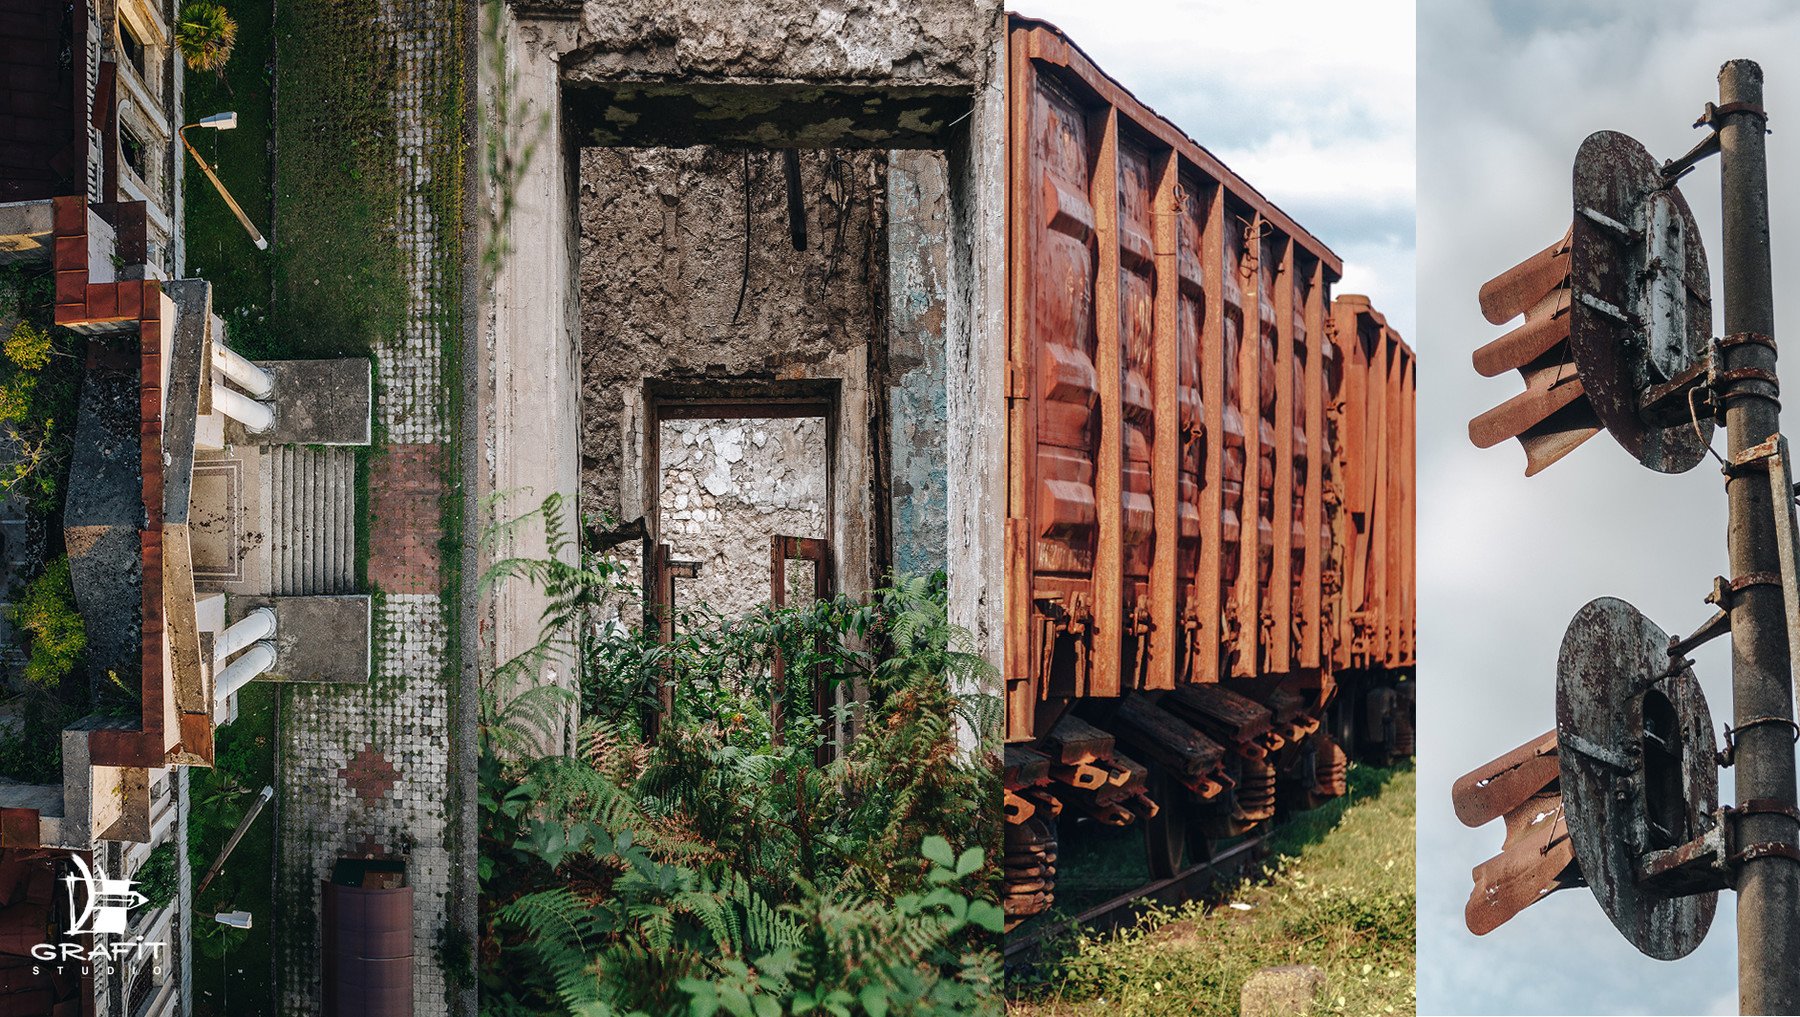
[998,14,1415,926]
[1003,17,1349,741]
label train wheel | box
[1143,767,1189,878]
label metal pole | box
[194,785,274,900]
[1716,58,1800,1015]
[179,126,269,251]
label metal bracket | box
[1638,808,1732,895]
[1765,435,1800,712]
[1718,715,1800,767]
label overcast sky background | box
[1419,2,1800,1014]
[1007,0,1415,342]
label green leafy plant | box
[12,556,85,690]
[136,841,179,912]
[175,2,238,73]
[479,496,1002,1016]
[0,318,78,512]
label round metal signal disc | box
[1569,130,1714,473]
[1557,596,1718,959]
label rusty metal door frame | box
[770,535,836,765]
[641,541,699,739]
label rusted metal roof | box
[323,860,414,1017]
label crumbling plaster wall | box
[483,0,1006,730]
[661,417,828,622]
[557,0,988,85]
[578,146,886,598]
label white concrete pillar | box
[212,384,273,434]
[211,342,274,399]
[216,608,275,662]
[214,640,276,706]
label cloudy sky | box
[1007,0,1416,341]
[1419,2,1800,1014]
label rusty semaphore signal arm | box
[1456,58,1800,1016]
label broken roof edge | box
[1008,12,1344,281]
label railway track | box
[1002,832,1271,963]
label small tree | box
[12,556,85,690]
[0,320,75,511]
[175,2,237,74]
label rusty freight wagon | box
[1000,15,1416,923]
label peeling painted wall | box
[886,150,950,577]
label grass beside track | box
[1010,765,1416,1017]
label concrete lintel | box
[227,359,373,447]
[228,595,372,684]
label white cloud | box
[1009,0,1415,339]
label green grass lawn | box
[188,681,278,1017]
[269,0,406,361]
[1012,765,1416,1017]
[180,0,274,320]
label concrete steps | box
[268,446,356,594]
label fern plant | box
[479,496,1002,1016]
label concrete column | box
[212,384,273,434]
[214,640,276,706]
[215,607,275,662]
[481,9,582,757]
[211,343,274,398]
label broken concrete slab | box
[0,199,53,263]
[228,595,372,684]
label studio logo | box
[29,852,167,975]
[63,853,148,935]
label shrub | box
[0,319,77,512]
[479,496,1002,1016]
[176,2,238,73]
[13,557,84,690]
[136,841,179,912]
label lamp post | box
[178,112,268,251]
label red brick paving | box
[339,743,401,802]
[368,442,445,594]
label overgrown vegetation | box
[12,556,84,690]
[137,840,180,912]
[1013,765,1416,1017]
[480,496,1002,1016]
[181,0,271,334]
[0,695,77,785]
[271,0,408,359]
[189,680,276,1016]
[0,271,81,513]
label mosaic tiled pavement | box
[275,2,465,1013]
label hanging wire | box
[732,151,751,324]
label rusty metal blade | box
[1468,371,1587,450]
[1478,227,1572,325]
[1473,289,1571,377]
[1451,729,1559,827]
[1466,789,1578,935]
